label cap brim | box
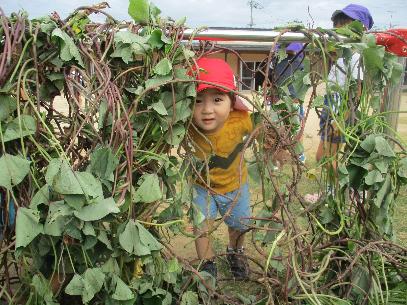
[234,96,250,111]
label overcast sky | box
[2,0,406,29]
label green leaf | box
[374,174,391,208]
[319,205,334,224]
[46,159,103,197]
[64,195,86,210]
[0,154,31,190]
[164,124,185,145]
[148,101,168,115]
[338,164,349,187]
[180,291,199,305]
[134,174,162,203]
[89,147,119,182]
[154,58,172,76]
[31,274,57,305]
[111,45,133,64]
[148,29,170,49]
[65,274,84,296]
[73,197,120,221]
[65,268,105,303]
[2,115,36,142]
[44,201,72,236]
[0,94,17,121]
[374,159,389,174]
[51,28,84,67]
[98,230,112,250]
[83,268,105,303]
[112,275,135,300]
[360,134,376,153]
[363,33,377,47]
[397,157,407,178]
[30,185,50,209]
[82,222,96,236]
[365,169,384,185]
[45,159,82,194]
[76,172,104,198]
[15,208,43,248]
[119,220,162,256]
[363,45,385,76]
[128,0,150,24]
[375,136,395,157]
[145,75,172,90]
[166,259,180,275]
[312,95,325,108]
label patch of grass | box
[394,187,407,246]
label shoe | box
[226,247,249,279]
[298,153,306,163]
[199,260,217,278]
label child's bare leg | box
[228,227,245,249]
[194,219,215,260]
[316,139,341,171]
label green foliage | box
[0,154,31,189]
[1,3,406,305]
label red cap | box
[375,29,407,57]
[195,57,237,92]
[195,57,249,111]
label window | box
[239,61,264,90]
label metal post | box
[384,57,406,139]
[183,28,350,43]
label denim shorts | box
[192,183,251,232]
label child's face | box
[193,88,233,134]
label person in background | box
[255,42,307,164]
[188,57,253,280]
[305,3,374,203]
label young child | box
[188,57,253,279]
[306,4,374,203]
